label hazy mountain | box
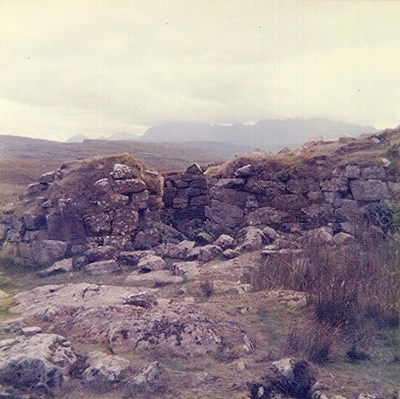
[142,118,378,151]
[65,134,89,143]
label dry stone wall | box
[1,153,399,268]
[162,163,210,236]
[0,157,164,267]
[204,161,399,236]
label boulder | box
[82,350,131,388]
[118,251,140,267]
[262,226,280,242]
[138,255,166,272]
[198,245,223,263]
[31,240,68,267]
[38,258,73,277]
[206,201,244,230]
[361,165,386,179]
[213,234,236,250]
[39,171,56,183]
[96,193,129,211]
[85,246,116,263]
[164,241,196,260]
[84,260,121,275]
[0,334,76,393]
[130,190,150,209]
[237,227,265,251]
[128,361,161,390]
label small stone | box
[84,260,121,275]
[214,234,236,250]
[20,326,42,337]
[138,255,166,272]
[185,163,203,175]
[333,232,354,245]
[110,163,136,180]
[198,245,223,263]
[234,164,253,177]
[223,249,240,259]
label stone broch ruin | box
[0,131,399,269]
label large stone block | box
[31,240,68,267]
[112,209,139,235]
[350,180,390,201]
[84,213,113,235]
[205,200,244,230]
[47,212,86,242]
[112,179,146,195]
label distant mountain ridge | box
[142,118,377,151]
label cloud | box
[0,0,399,141]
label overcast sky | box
[1,0,399,142]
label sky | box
[0,0,399,142]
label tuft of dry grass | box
[251,232,400,328]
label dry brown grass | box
[251,233,400,328]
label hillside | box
[142,118,378,151]
[0,127,399,399]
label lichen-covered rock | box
[11,284,247,358]
[198,245,223,263]
[0,334,76,393]
[38,258,73,277]
[213,234,236,250]
[350,180,390,201]
[237,227,265,251]
[110,163,137,180]
[82,350,131,388]
[84,213,112,235]
[85,245,116,262]
[134,228,161,249]
[113,208,139,235]
[112,178,146,195]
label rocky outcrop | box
[0,333,76,394]
[11,283,248,357]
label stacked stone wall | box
[0,159,164,267]
[204,161,399,236]
[162,163,209,236]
